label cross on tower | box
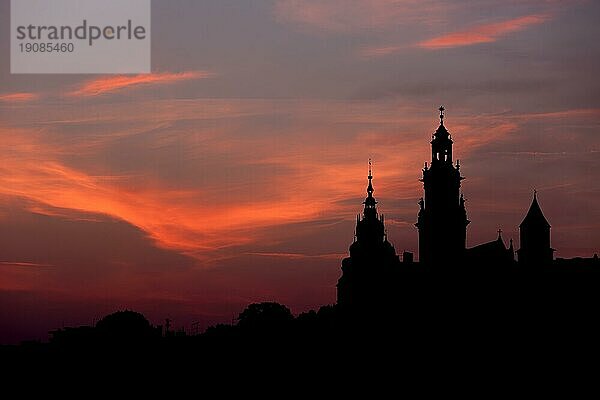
[439,105,445,124]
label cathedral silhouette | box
[337,106,598,308]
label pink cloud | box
[274,0,447,32]
[0,92,40,102]
[417,14,550,50]
[68,71,215,97]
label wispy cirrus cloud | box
[362,13,552,56]
[67,71,215,97]
[274,0,448,32]
[417,13,551,50]
[0,92,40,102]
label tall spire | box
[363,159,377,214]
[439,105,445,125]
[367,158,374,196]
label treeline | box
[5,268,600,361]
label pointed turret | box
[520,190,550,228]
[518,191,554,266]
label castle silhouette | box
[337,106,598,308]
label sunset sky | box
[1,0,599,343]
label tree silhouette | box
[95,310,155,342]
[237,302,293,332]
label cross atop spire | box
[497,228,503,239]
[439,105,445,125]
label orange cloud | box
[0,92,40,102]
[0,100,543,263]
[0,126,341,260]
[68,71,215,97]
[417,14,550,50]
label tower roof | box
[432,106,451,141]
[520,191,550,228]
[433,124,451,140]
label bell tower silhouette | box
[416,106,469,265]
